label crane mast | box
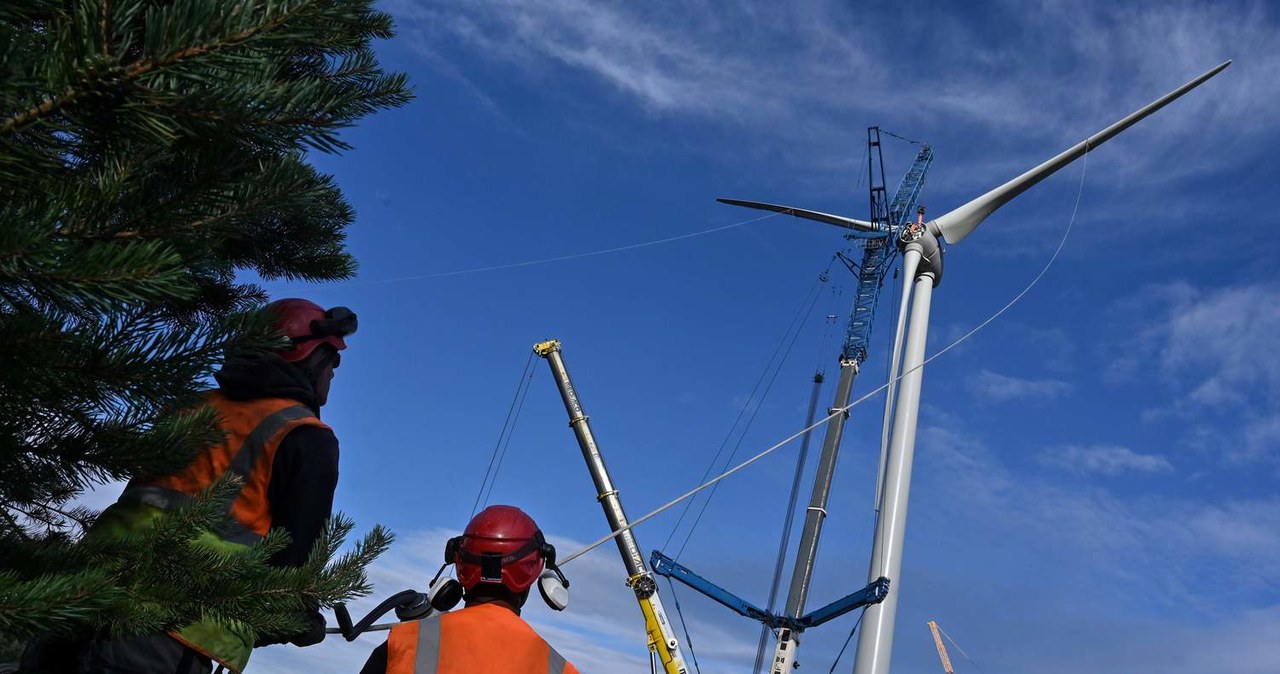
[647,130,930,674]
[534,340,690,674]
[927,621,956,674]
[766,131,933,673]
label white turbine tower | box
[852,60,1231,674]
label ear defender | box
[426,561,463,614]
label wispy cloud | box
[1155,283,1280,408]
[1039,443,1174,476]
[919,425,1280,606]
[387,0,1277,189]
[1108,282,1280,465]
[967,368,1073,403]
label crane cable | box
[827,608,868,674]
[661,260,832,557]
[754,285,841,673]
[938,623,988,674]
[665,577,703,674]
[558,143,1087,568]
[470,350,537,518]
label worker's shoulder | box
[450,604,542,637]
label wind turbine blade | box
[717,198,881,234]
[933,60,1231,245]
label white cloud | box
[388,0,1278,187]
[1112,282,1280,465]
[1039,444,1174,476]
[967,369,1072,403]
[920,425,1280,604]
[1156,284,1280,408]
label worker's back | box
[387,603,577,674]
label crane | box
[651,129,933,674]
[927,621,956,674]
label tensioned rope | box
[664,261,833,559]
[322,212,783,287]
[754,283,841,673]
[827,608,868,674]
[665,577,703,674]
[479,363,536,510]
[939,622,989,674]
[470,350,537,518]
[558,142,1088,568]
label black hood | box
[215,350,321,414]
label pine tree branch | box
[1,0,319,137]
[100,0,112,60]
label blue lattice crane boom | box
[842,132,933,364]
[649,130,933,674]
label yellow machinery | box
[535,340,689,674]
[927,620,955,674]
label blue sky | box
[90,1,1280,672]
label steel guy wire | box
[558,143,1088,568]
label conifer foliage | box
[0,0,411,650]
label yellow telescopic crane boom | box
[927,621,955,674]
[534,340,690,674]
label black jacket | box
[214,351,340,568]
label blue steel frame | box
[841,136,932,364]
[651,550,890,633]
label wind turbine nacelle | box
[902,223,944,285]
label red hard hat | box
[266,298,357,363]
[448,506,551,594]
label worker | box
[359,505,579,674]
[21,298,357,674]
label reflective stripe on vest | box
[118,402,315,544]
[390,614,571,674]
[413,617,441,674]
[108,397,326,672]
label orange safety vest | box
[386,604,578,674]
[97,392,330,673]
[118,392,329,543]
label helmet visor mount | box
[310,306,358,338]
[289,306,357,352]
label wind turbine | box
[851,60,1231,674]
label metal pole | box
[534,340,690,674]
[770,358,858,673]
[755,371,825,674]
[874,249,921,510]
[852,259,936,674]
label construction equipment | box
[927,621,955,674]
[662,131,931,673]
[534,339,690,674]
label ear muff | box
[537,569,569,612]
[425,562,464,614]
